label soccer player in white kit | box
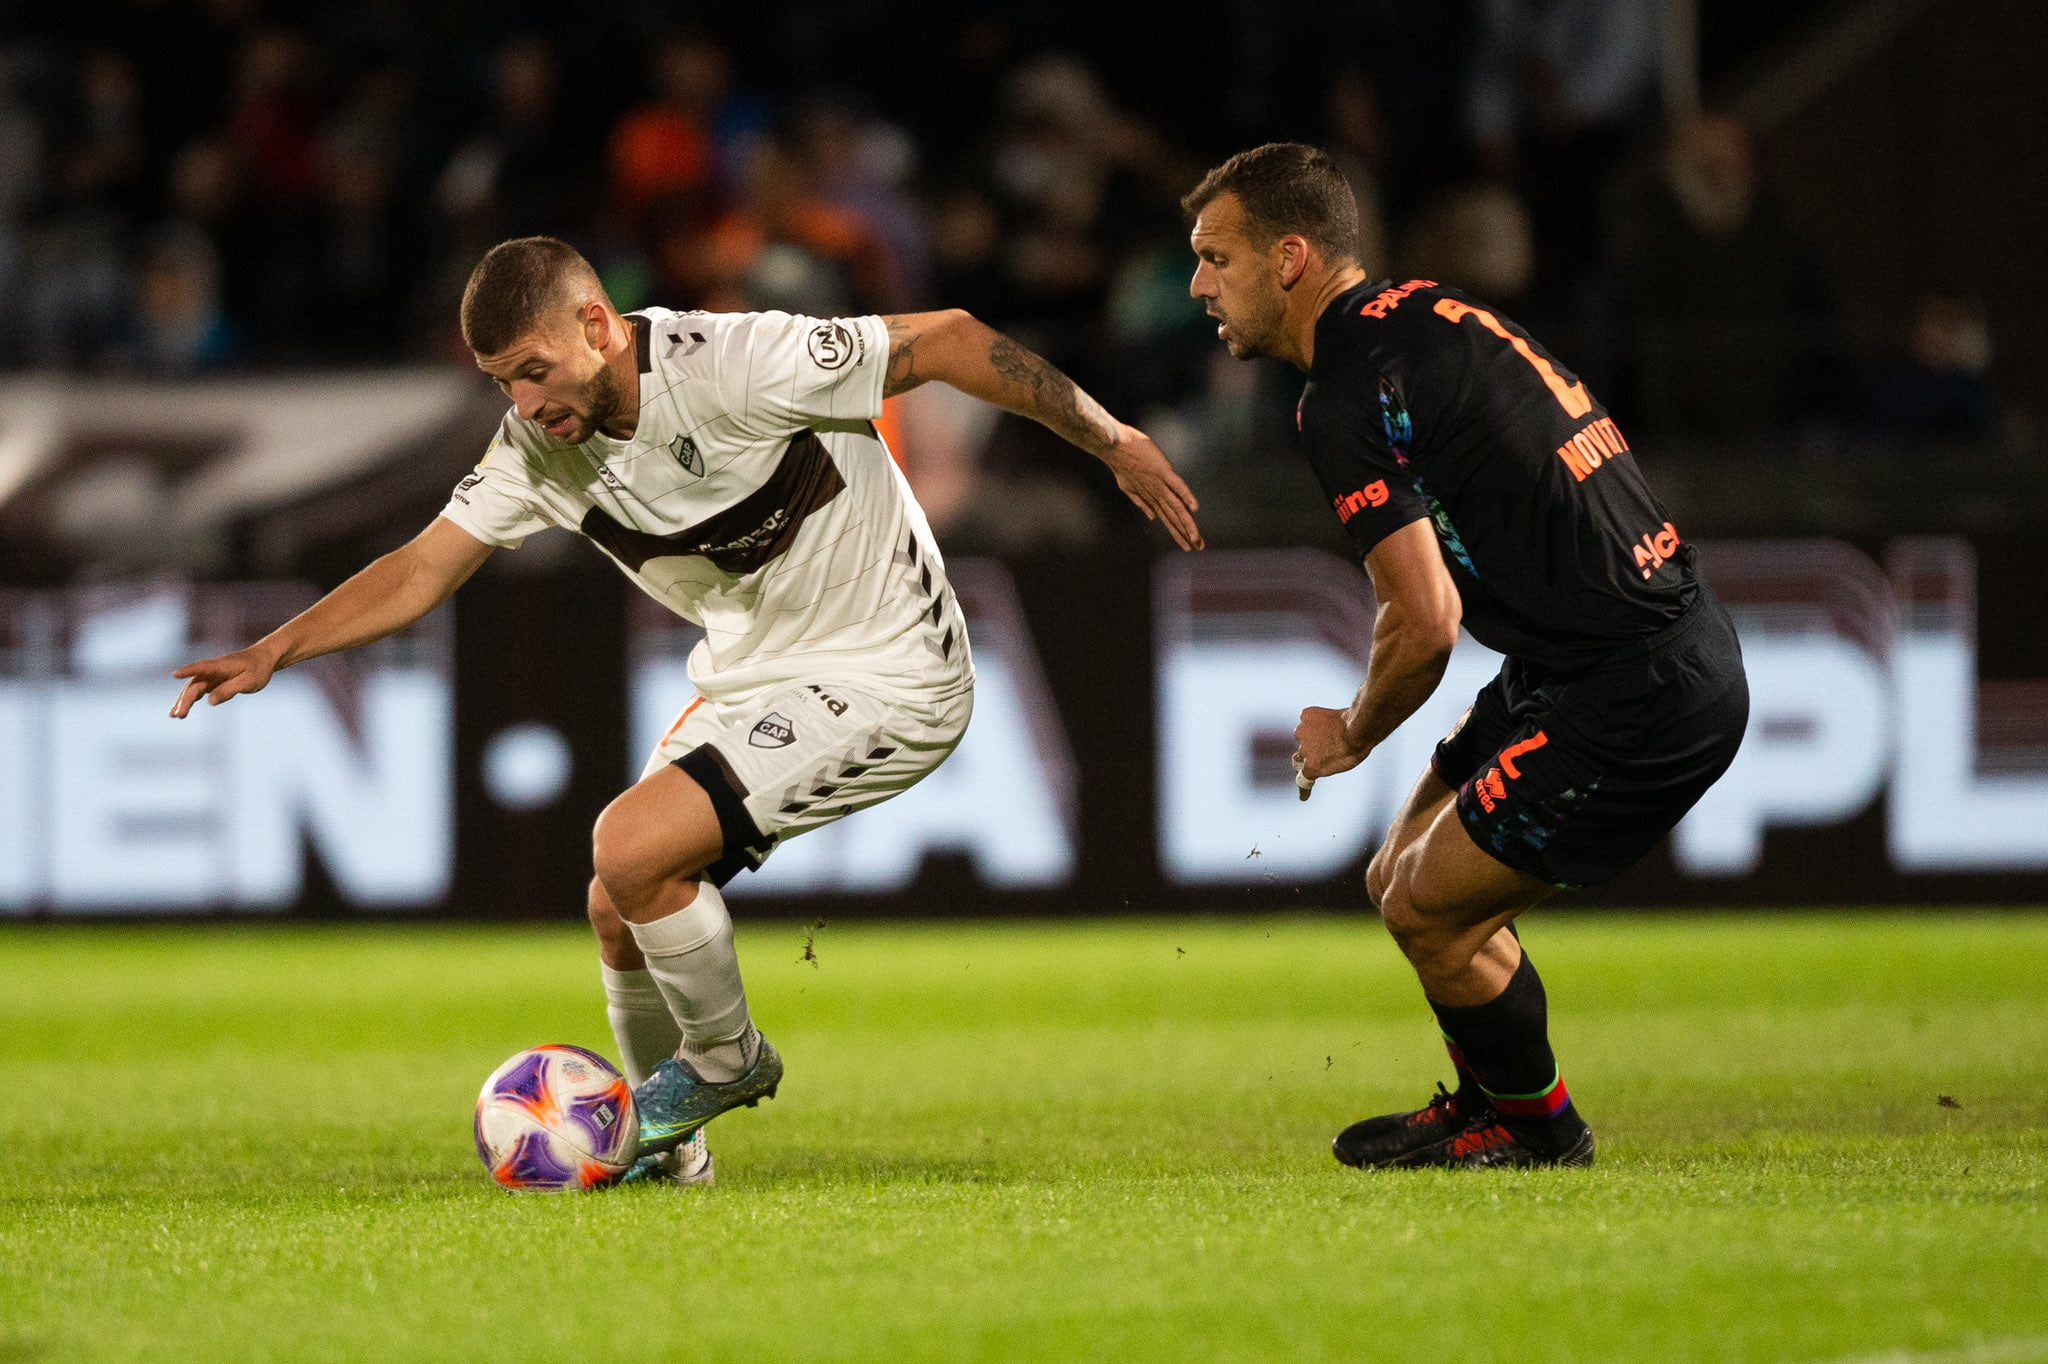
[169,236,1203,1184]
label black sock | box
[1429,951,1584,1146]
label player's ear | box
[580,303,610,353]
[1276,234,1312,291]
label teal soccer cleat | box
[633,1039,784,1155]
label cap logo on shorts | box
[749,713,797,748]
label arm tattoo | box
[883,317,923,398]
[986,333,1120,452]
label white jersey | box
[439,307,971,706]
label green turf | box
[2,912,2045,1363]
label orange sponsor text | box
[1554,417,1631,482]
[1633,521,1683,579]
[1332,480,1391,523]
[1360,279,1439,319]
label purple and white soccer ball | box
[474,1044,640,1192]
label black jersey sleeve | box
[1298,392,1431,560]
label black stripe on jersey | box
[578,429,846,575]
[626,313,653,373]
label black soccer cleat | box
[1387,1113,1596,1170]
[1332,1082,1487,1169]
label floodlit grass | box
[2,912,2044,1363]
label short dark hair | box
[1181,143,1361,263]
[460,236,605,354]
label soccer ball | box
[474,1044,640,1192]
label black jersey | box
[1298,278,1696,673]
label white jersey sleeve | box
[713,311,889,438]
[437,425,552,549]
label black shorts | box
[1431,587,1749,888]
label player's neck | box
[598,319,643,441]
[1286,263,1370,372]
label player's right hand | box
[1294,706,1368,785]
[169,646,278,718]
[1101,424,1205,552]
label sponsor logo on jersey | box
[453,471,484,504]
[750,712,797,748]
[668,328,706,357]
[807,321,857,370]
[1359,279,1439,319]
[1332,480,1390,523]
[1632,521,1683,579]
[807,683,848,717]
[668,434,705,477]
[597,465,626,492]
[699,507,791,558]
[1555,416,1631,483]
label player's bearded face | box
[529,318,626,444]
[1189,200,1288,360]
[576,364,627,441]
[482,315,627,444]
[1212,266,1286,360]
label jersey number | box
[1433,299,1592,420]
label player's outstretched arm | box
[1295,520,1461,788]
[169,518,494,718]
[880,310,1204,550]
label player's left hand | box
[1294,706,1369,785]
[1100,424,1204,552]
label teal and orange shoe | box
[633,1039,783,1156]
[614,1130,714,1188]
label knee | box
[591,795,683,907]
[1370,837,1429,940]
[1378,858,1460,972]
[1376,873,1429,950]
[1365,842,1398,912]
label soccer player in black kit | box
[1184,143,1749,1168]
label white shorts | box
[637,679,973,882]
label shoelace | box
[1409,1081,1461,1128]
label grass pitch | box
[2,912,2045,1363]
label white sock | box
[599,964,681,1088]
[624,881,760,1083]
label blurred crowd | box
[0,0,2012,551]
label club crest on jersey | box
[749,712,797,748]
[668,434,705,477]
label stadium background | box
[3,0,2046,922]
